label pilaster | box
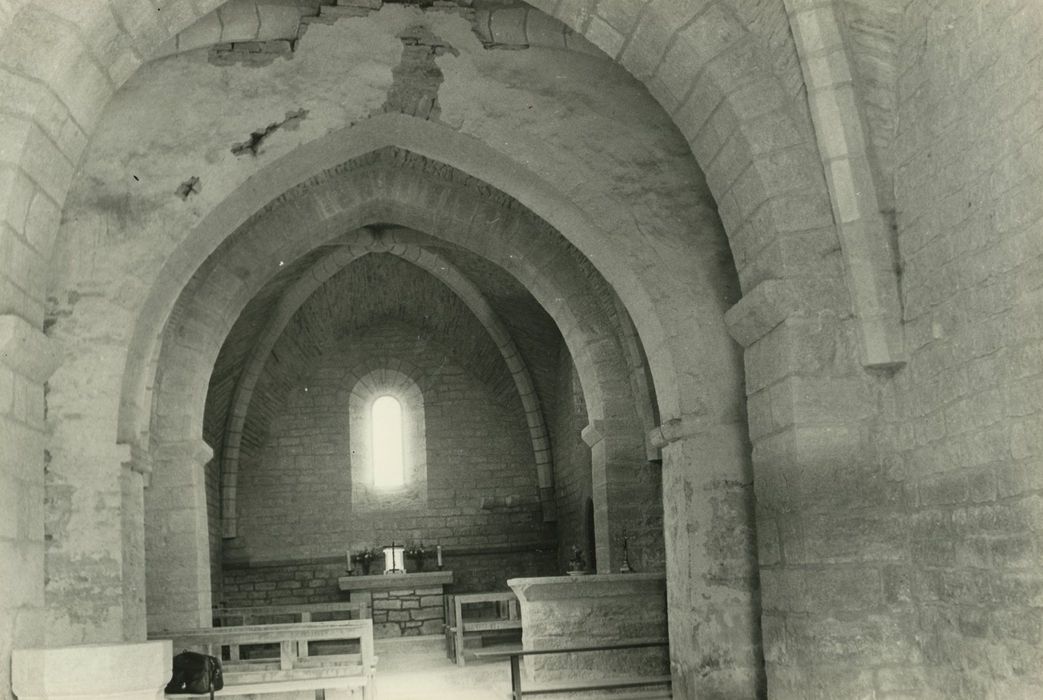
[145,439,214,634]
[0,314,59,697]
[655,420,765,698]
[582,420,658,574]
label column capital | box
[581,419,636,447]
[723,279,805,348]
[120,442,154,487]
[0,314,60,382]
[581,422,603,447]
[153,438,214,466]
[647,416,718,449]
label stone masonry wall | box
[891,2,1043,697]
[225,316,556,594]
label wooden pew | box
[156,619,376,699]
[213,602,370,659]
[213,601,371,626]
[444,592,521,666]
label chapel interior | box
[0,1,1041,699]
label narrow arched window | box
[372,395,405,488]
[350,369,427,509]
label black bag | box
[165,650,224,698]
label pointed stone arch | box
[218,237,560,539]
[141,147,654,631]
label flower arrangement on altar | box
[404,542,429,571]
[349,547,381,575]
[567,544,587,575]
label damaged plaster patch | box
[381,25,457,120]
[231,108,309,157]
[176,176,201,200]
[210,40,295,67]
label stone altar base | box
[370,586,445,637]
[12,640,171,700]
[507,574,668,683]
[338,571,453,638]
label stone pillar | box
[145,439,214,634]
[44,438,142,646]
[653,420,765,699]
[507,574,667,683]
[43,333,152,646]
[727,282,909,697]
[0,315,60,700]
[120,450,150,641]
[12,640,171,700]
[581,421,662,574]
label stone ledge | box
[508,573,665,602]
[338,570,453,591]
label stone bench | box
[445,592,522,666]
[474,638,671,699]
[155,619,377,699]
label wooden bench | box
[156,619,377,699]
[444,592,521,666]
[473,638,671,699]
[213,601,371,626]
[213,602,371,660]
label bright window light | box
[372,395,405,488]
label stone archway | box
[142,148,652,632]
[0,3,872,698]
[68,107,758,695]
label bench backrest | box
[455,592,520,625]
[213,601,370,626]
[455,592,519,606]
[160,619,375,673]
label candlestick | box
[436,544,443,569]
[619,529,633,573]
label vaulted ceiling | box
[201,234,566,459]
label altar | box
[338,571,454,637]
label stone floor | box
[373,635,673,700]
[374,635,512,700]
